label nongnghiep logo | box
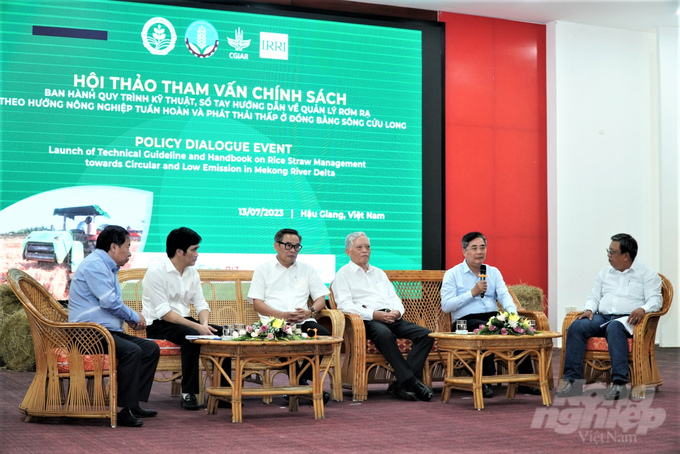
[531,387,666,444]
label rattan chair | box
[118,268,345,402]
[558,273,674,398]
[330,270,552,401]
[7,269,117,427]
[329,270,449,401]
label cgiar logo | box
[141,17,177,55]
[185,20,219,58]
[227,28,250,60]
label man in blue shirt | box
[69,225,160,427]
[441,231,538,398]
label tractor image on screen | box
[21,205,110,272]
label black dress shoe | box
[386,382,417,401]
[181,394,201,411]
[117,408,143,427]
[556,380,583,398]
[410,380,434,402]
[130,406,157,418]
[604,383,628,401]
[517,386,542,395]
[482,384,493,398]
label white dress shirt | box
[332,261,404,321]
[247,258,329,322]
[584,260,662,315]
[141,256,210,325]
[440,260,516,320]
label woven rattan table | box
[194,336,342,423]
[430,331,561,410]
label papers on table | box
[185,335,222,340]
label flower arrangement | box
[233,317,310,341]
[474,311,537,336]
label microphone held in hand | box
[479,264,487,298]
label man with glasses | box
[441,231,537,398]
[247,228,331,403]
[557,233,662,400]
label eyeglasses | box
[277,241,302,252]
[606,248,622,256]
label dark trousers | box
[563,314,632,383]
[110,331,160,408]
[146,317,229,394]
[364,318,434,386]
[460,312,533,376]
[296,320,330,384]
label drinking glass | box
[455,319,467,334]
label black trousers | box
[146,317,229,394]
[460,311,533,376]
[110,331,160,408]
[364,318,434,386]
[295,320,330,384]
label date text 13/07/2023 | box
[236,208,385,221]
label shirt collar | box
[94,248,119,272]
[608,260,639,275]
[347,260,372,274]
[273,257,297,270]
[163,256,181,274]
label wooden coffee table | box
[194,336,342,423]
[430,331,561,410]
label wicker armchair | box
[558,273,674,398]
[7,269,117,427]
[329,270,449,402]
[118,268,345,402]
[330,270,552,401]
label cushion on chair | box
[585,337,634,352]
[54,349,111,373]
[152,339,181,356]
[365,338,438,355]
[366,338,413,354]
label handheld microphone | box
[479,265,487,298]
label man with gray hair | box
[332,232,434,401]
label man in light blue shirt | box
[441,231,536,397]
[69,225,160,427]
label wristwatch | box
[309,307,318,318]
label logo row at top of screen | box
[142,18,288,60]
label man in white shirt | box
[247,228,331,403]
[332,232,434,401]
[441,231,538,398]
[557,233,662,400]
[143,227,225,411]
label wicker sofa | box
[117,269,345,402]
[329,270,551,402]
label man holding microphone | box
[441,231,538,398]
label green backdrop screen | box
[0,0,442,283]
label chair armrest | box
[517,310,550,332]
[318,308,346,338]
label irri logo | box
[259,32,288,60]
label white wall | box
[546,21,677,346]
[657,26,679,347]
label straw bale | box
[0,284,22,319]
[0,310,35,371]
[508,283,546,312]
